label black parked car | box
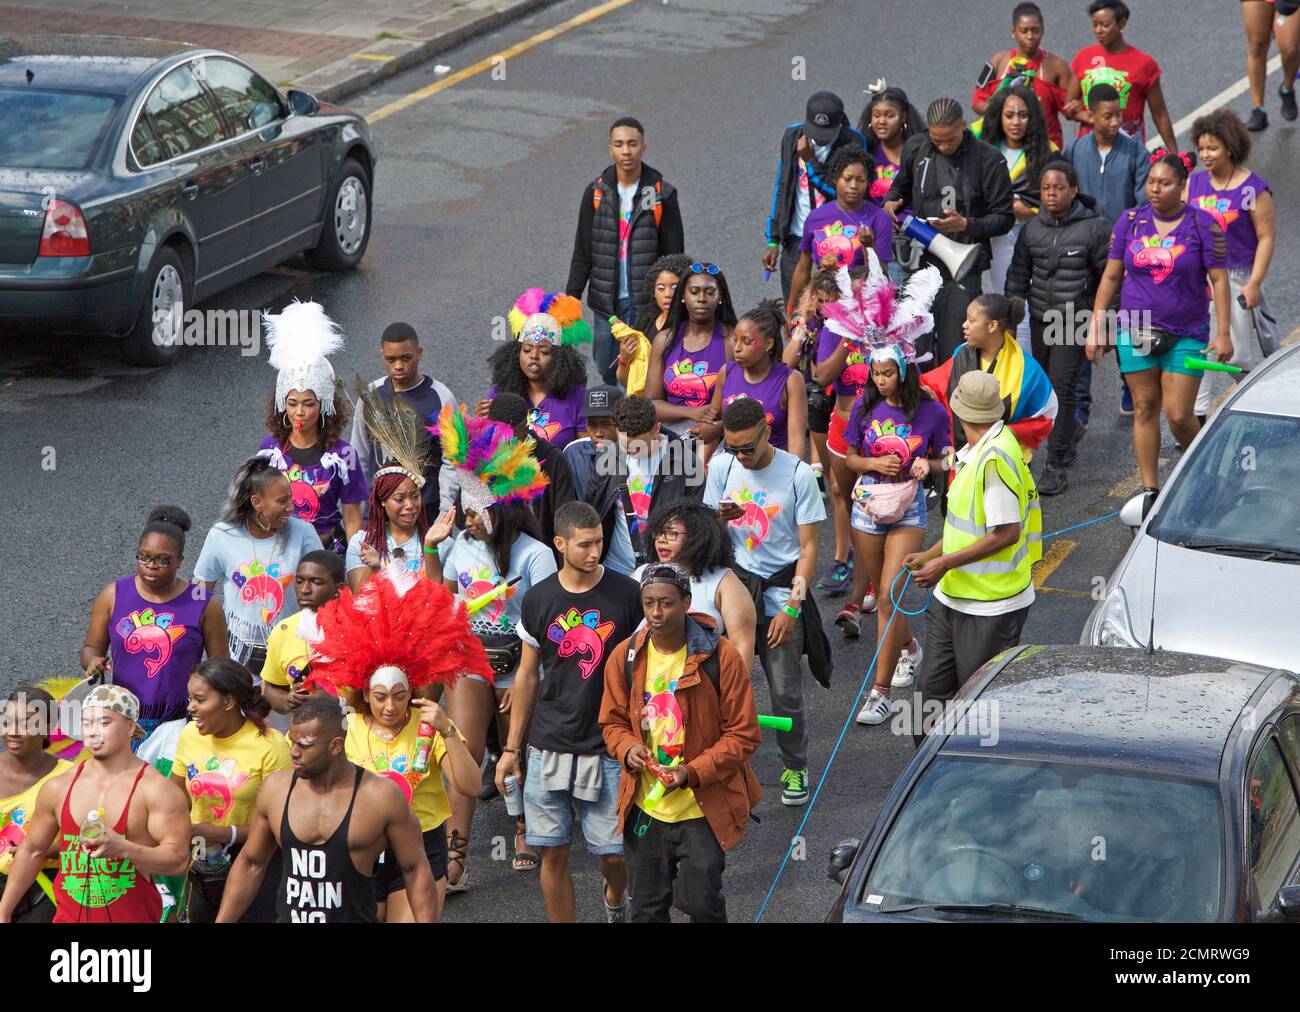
[827,645,1300,923]
[0,35,376,364]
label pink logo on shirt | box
[1130,234,1186,285]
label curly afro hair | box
[487,340,589,400]
[644,500,735,577]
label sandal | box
[446,831,469,893]
[512,828,538,873]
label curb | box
[300,0,566,106]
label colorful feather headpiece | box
[507,289,593,347]
[265,300,346,415]
[306,566,493,694]
[431,404,548,532]
[820,250,943,375]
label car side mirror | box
[828,838,859,886]
[1119,492,1146,529]
[247,101,279,130]
[287,89,319,117]
[1279,885,1300,921]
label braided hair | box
[926,97,964,127]
[737,300,789,361]
[363,471,428,562]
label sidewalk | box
[0,0,563,103]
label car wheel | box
[305,157,371,271]
[122,246,188,367]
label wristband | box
[767,241,779,248]
[502,746,523,755]
[781,604,801,619]
[423,545,439,555]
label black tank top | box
[276,764,378,923]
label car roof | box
[1226,344,1300,418]
[938,645,1284,779]
[0,35,195,94]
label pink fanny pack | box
[853,477,919,525]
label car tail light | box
[38,198,90,257]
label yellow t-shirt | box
[635,642,705,823]
[344,712,461,832]
[261,611,313,688]
[0,759,74,873]
[175,720,292,827]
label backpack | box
[594,178,664,230]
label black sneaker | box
[1281,84,1298,122]
[1246,106,1268,132]
[478,752,500,801]
[1038,465,1069,497]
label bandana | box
[638,562,691,596]
[81,684,146,740]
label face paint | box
[369,665,411,692]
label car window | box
[1282,717,1300,773]
[1149,411,1300,555]
[1248,738,1300,914]
[0,87,119,169]
[862,757,1223,921]
[130,115,163,169]
[142,64,231,162]
[197,57,284,134]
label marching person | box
[616,254,694,397]
[173,658,290,922]
[600,563,762,923]
[763,91,868,301]
[903,371,1042,747]
[255,300,366,552]
[566,117,685,385]
[563,386,635,576]
[500,501,643,922]
[215,696,437,924]
[705,398,828,807]
[488,392,577,564]
[82,505,227,736]
[261,551,345,728]
[1240,0,1300,129]
[883,98,1015,363]
[0,685,192,923]
[1005,159,1112,495]
[352,322,458,518]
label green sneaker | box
[779,767,809,807]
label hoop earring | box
[254,511,272,532]
[282,412,291,430]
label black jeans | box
[778,234,803,304]
[912,598,1030,747]
[922,260,984,364]
[1029,314,1085,467]
[624,813,727,923]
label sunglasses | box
[689,262,721,275]
[723,427,766,456]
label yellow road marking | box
[1038,586,1094,599]
[351,53,396,62]
[368,0,639,123]
[1032,538,1076,590]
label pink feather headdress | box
[820,250,943,368]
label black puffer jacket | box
[566,163,684,318]
[1004,194,1113,323]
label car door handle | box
[248,157,265,176]
[181,182,199,199]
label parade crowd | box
[0,1,1286,924]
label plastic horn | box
[758,714,793,731]
[642,756,683,812]
[464,577,521,615]
[1184,356,1243,375]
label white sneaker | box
[862,588,878,614]
[856,693,893,726]
[893,639,922,688]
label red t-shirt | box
[1072,43,1161,142]
[971,51,1068,148]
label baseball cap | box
[82,684,147,740]
[804,91,846,145]
[585,385,624,419]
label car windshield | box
[0,87,119,169]
[863,757,1223,921]
[1149,410,1300,557]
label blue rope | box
[753,570,917,922]
[752,506,1124,921]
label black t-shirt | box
[518,568,642,755]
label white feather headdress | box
[820,250,942,367]
[264,300,345,416]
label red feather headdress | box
[305,568,493,692]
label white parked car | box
[1082,345,1300,670]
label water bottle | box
[412,721,435,774]
[503,775,523,817]
[80,809,106,846]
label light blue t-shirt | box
[193,517,321,652]
[444,530,557,637]
[344,529,448,579]
[605,513,638,576]
[704,448,826,617]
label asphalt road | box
[2,0,1297,922]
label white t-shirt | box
[617,181,638,302]
[935,423,1036,617]
[790,140,834,238]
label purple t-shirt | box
[722,361,792,449]
[816,322,870,400]
[844,396,951,476]
[1187,170,1268,270]
[1108,205,1227,339]
[109,577,208,723]
[527,388,586,450]
[662,322,727,409]
[256,437,367,536]
[800,200,893,269]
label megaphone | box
[899,214,981,282]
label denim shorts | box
[851,485,927,535]
[522,748,624,855]
[1116,330,1206,377]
